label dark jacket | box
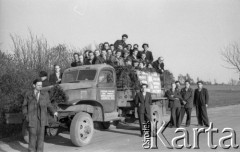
[138,50,154,63]
[49,72,62,85]
[193,88,209,106]
[95,56,107,64]
[165,89,182,108]
[152,60,164,74]
[180,87,194,108]
[135,92,152,114]
[22,90,55,127]
[85,59,94,65]
[42,79,51,87]
[71,61,83,67]
[113,40,127,50]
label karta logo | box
[142,121,239,149]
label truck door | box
[97,68,116,113]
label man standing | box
[165,82,182,128]
[114,34,128,50]
[39,71,50,87]
[71,53,81,67]
[95,49,107,64]
[85,51,95,65]
[22,79,58,152]
[135,84,152,137]
[194,81,210,127]
[138,43,153,63]
[180,80,193,127]
[49,64,62,85]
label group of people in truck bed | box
[70,34,165,74]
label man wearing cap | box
[39,71,51,87]
[114,34,128,50]
[194,81,210,127]
[135,84,152,137]
[22,79,58,152]
[138,43,153,63]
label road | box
[0,105,240,152]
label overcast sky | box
[1,0,240,83]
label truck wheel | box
[151,105,163,129]
[70,112,94,147]
[101,122,111,129]
[22,120,29,143]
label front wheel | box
[70,112,94,147]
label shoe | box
[186,124,190,127]
[204,124,209,127]
[197,124,203,126]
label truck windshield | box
[62,69,96,83]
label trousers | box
[28,117,45,152]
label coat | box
[165,89,182,108]
[135,92,152,114]
[113,40,127,50]
[95,56,107,64]
[180,87,194,108]
[22,90,56,127]
[49,72,62,85]
[138,50,154,63]
[193,88,209,106]
[152,60,164,74]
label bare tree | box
[221,42,240,73]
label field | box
[191,84,240,107]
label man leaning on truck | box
[135,84,152,137]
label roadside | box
[0,104,239,152]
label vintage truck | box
[22,64,168,147]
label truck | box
[22,64,168,147]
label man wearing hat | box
[194,81,210,127]
[135,84,152,137]
[138,43,153,63]
[39,71,51,87]
[114,34,128,50]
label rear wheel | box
[70,112,94,147]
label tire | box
[22,120,29,143]
[70,112,94,147]
[150,105,163,129]
[101,121,111,129]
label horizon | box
[1,0,240,83]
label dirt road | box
[1,105,240,152]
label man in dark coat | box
[165,82,182,128]
[138,43,153,63]
[180,80,193,127]
[85,51,95,65]
[49,65,62,85]
[95,50,107,64]
[71,53,81,67]
[194,81,210,127]
[22,79,58,152]
[135,84,152,137]
[39,71,51,87]
[113,34,128,50]
[152,57,164,74]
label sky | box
[1,0,240,83]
